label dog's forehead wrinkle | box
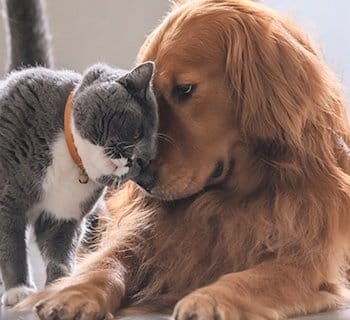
[158,49,220,70]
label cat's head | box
[71,62,158,187]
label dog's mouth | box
[134,159,235,201]
[206,159,235,187]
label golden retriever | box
[19,0,350,319]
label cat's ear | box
[119,61,155,97]
[79,63,111,90]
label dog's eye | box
[172,84,196,102]
[211,161,224,179]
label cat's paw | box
[2,285,36,307]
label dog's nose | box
[135,158,149,171]
[132,167,157,192]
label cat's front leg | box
[17,246,128,320]
[0,210,36,306]
[34,213,82,284]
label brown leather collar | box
[64,91,89,184]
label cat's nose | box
[126,158,133,167]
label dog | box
[19,0,350,319]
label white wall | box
[0,0,170,72]
[0,0,349,97]
[264,0,350,96]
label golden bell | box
[79,169,89,184]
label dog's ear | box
[223,6,323,150]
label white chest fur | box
[27,132,100,222]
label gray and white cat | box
[0,62,158,306]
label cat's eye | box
[133,128,143,141]
[172,84,196,102]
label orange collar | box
[64,91,89,184]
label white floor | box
[1,238,349,319]
[2,304,350,320]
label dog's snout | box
[135,158,149,171]
[133,167,157,192]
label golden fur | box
[18,0,350,319]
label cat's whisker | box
[116,141,128,147]
[111,176,118,190]
[124,144,135,150]
[133,145,141,154]
[157,133,175,146]
[115,176,124,190]
[157,133,173,142]
[104,149,114,154]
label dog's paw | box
[2,285,36,307]
[33,285,113,320]
[174,292,237,320]
[174,290,275,320]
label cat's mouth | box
[109,158,132,177]
[110,157,127,169]
[113,166,130,177]
[96,157,138,187]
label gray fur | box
[73,62,158,183]
[2,0,52,71]
[34,213,81,284]
[0,62,158,301]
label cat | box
[0,61,158,306]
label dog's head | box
[134,0,348,201]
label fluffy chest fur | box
[28,132,102,222]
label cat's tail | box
[2,0,53,71]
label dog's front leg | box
[16,246,131,320]
[174,259,341,320]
